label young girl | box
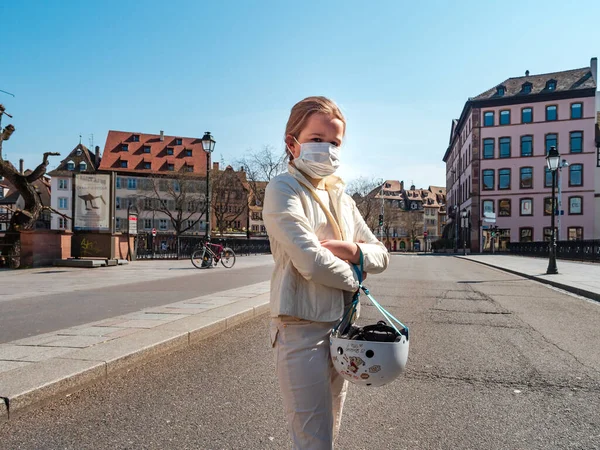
[263,96,389,449]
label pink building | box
[443,58,600,252]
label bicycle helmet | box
[330,320,409,387]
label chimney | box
[410,184,416,191]
[213,162,219,171]
[525,70,530,77]
[591,57,598,84]
[19,159,24,174]
[160,130,164,142]
[95,145,101,168]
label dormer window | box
[76,149,82,156]
[546,80,557,91]
[143,162,151,170]
[496,85,506,96]
[185,149,192,157]
[120,161,128,168]
[166,147,174,155]
[132,134,140,142]
[121,144,129,152]
[185,165,194,172]
[167,164,175,171]
[79,162,87,172]
[175,138,183,145]
[143,146,151,154]
[521,82,532,94]
[67,160,75,171]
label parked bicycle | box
[191,239,236,269]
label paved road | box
[1,255,599,449]
[0,256,274,343]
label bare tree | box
[211,166,248,236]
[140,170,207,237]
[0,105,60,234]
[398,210,424,250]
[236,145,286,205]
[346,177,383,230]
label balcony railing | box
[509,240,600,262]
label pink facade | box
[444,61,599,252]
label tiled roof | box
[48,143,99,177]
[0,173,50,206]
[99,130,208,176]
[473,67,595,101]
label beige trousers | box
[270,316,348,450]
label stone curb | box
[0,291,270,421]
[458,256,600,303]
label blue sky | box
[2,0,599,188]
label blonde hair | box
[284,96,346,159]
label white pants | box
[270,316,348,450]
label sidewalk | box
[0,281,270,421]
[459,254,600,302]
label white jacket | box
[263,165,389,322]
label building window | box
[144,219,152,229]
[521,107,533,123]
[520,167,533,188]
[482,199,494,214]
[521,83,532,94]
[166,147,174,155]
[544,167,553,187]
[569,196,582,215]
[175,138,183,145]
[116,177,123,189]
[519,227,533,242]
[58,217,67,229]
[546,80,557,91]
[185,165,194,172]
[159,219,168,230]
[483,138,495,159]
[498,168,511,189]
[498,199,511,217]
[185,149,192,157]
[483,111,494,127]
[497,86,506,96]
[568,227,583,241]
[58,179,69,190]
[67,161,75,171]
[79,162,87,171]
[482,170,495,190]
[546,105,557,121]
[132,135,140,142]
[570,131,583,153]
[115,197,121,210]
[121,144,129,152]
[499,110,510,125]
[143,146,151,153]
[543,227,558,242]
[499,137,511,158]
[520,135,533,157]
[520,198,533,216]
[144,162,151,169]
[127,178,137,189]
[544,197,558,215]
[167,164,175,171]
[569,164,583,186]
[58,197,68,209]
[115,218,122,231]
[545,133,557,153]
[120,161,128,168]
[570,103,582,119]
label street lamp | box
[201,131,216,240]
[546,146,560,275]
[461,210,468,256]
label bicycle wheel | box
[191,249,205,269]
[220,247,236,268]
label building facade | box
[444,58,600,252]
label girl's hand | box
[320,240,361,265]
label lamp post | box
[462,210,468,256]
[201,131,216,240]
[546,146,560,275]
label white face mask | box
[291,139,341,179]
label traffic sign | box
[483,218,496,224]
[151,228,157,237]
[483,211,496,219]
[128,215,138,235]
[423,231,428,237]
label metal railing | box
[509,240,600,262]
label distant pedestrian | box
[263,96,389,449]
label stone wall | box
[20,230,72,268]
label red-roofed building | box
[99,130,208,176]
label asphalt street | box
[0,256,274,343]
[1,255,599,449]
